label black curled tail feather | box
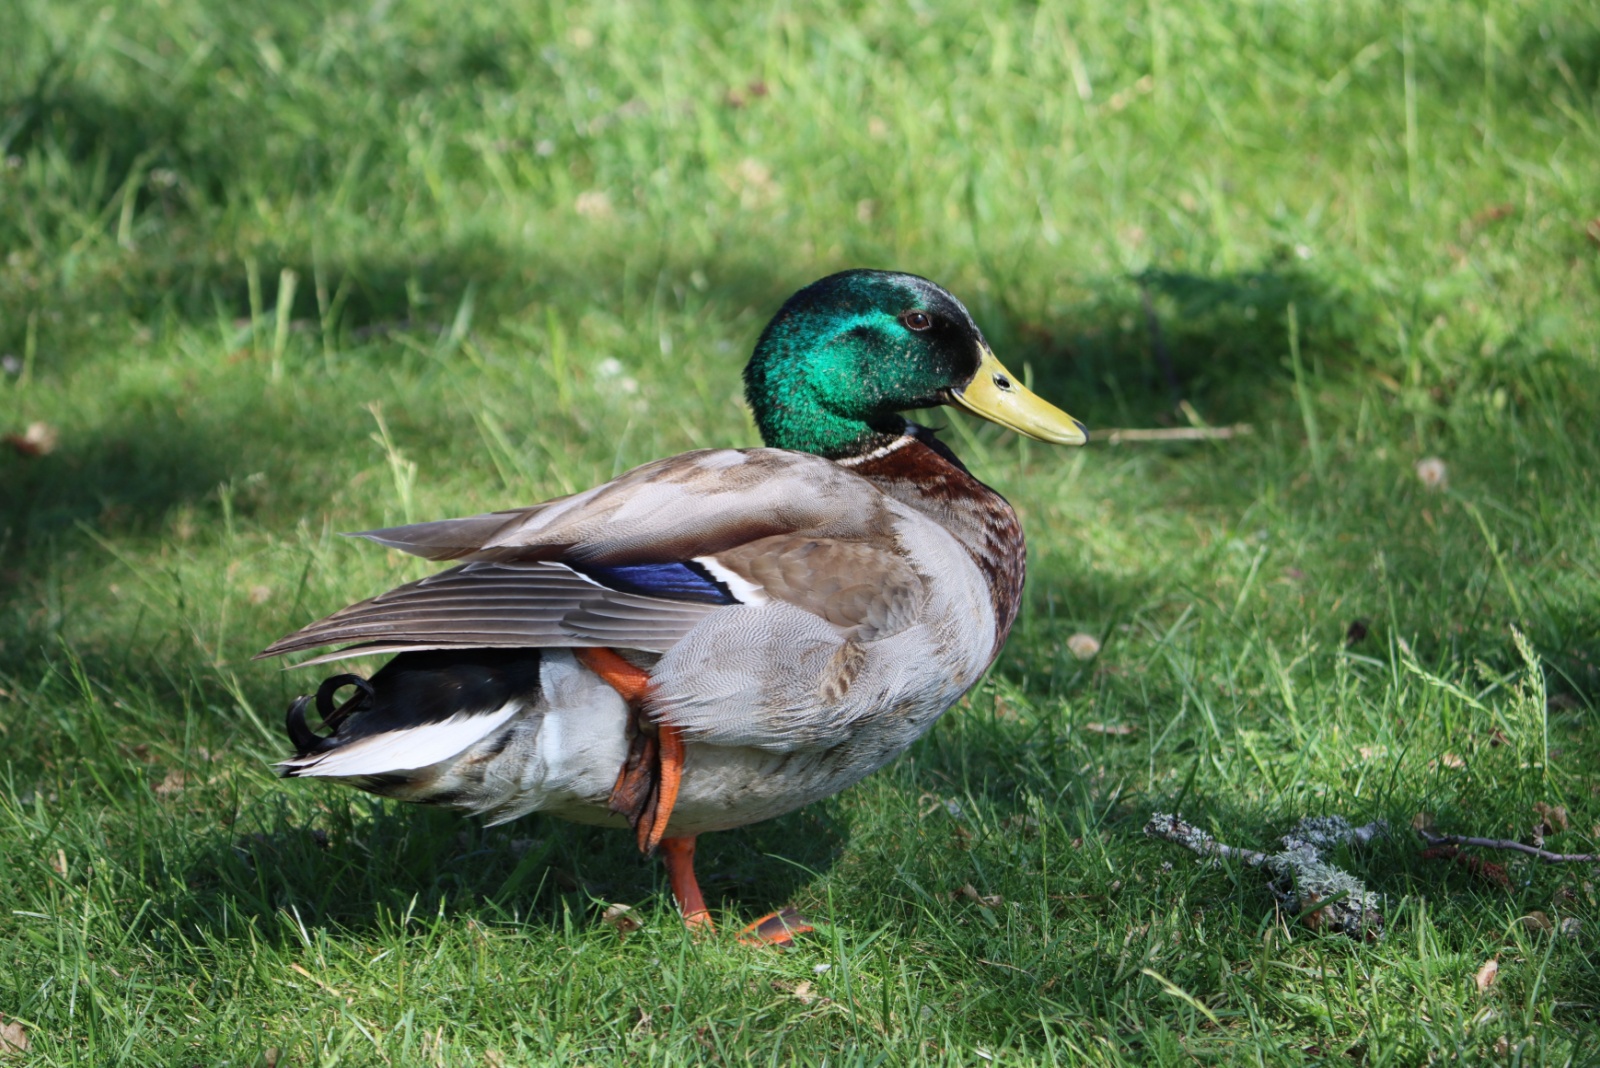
[284,673,375,758]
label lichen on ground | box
[1146,813,1388,940]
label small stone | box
[1066,633,1101,660]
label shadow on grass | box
[0,232,796,603]
[996,251,1370,431]
[164,792,846,945]
[860,707,1600,1043]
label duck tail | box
[276,649,540,786]
[285,673,374,759]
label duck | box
[258,269,1087,942]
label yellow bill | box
[949,347,1088,445]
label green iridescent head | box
[743,270,1087,458]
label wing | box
[256,559,731,664]
[258,448,919,665]
[357,448,895,565]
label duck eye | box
[992,372,1013,391]
[902,310,932,331]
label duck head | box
[744,270,1088,458]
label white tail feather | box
[280,703,521,777]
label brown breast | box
[842,428,1027,654]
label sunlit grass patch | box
[2,0,1598,1062]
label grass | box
[2,0,1598,1062]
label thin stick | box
[1416,829,1596,864]
[1144,814,1269,866]
[1096,425,1253,444]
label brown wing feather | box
[257,562,715,660]
[712,536,923,639]
[259,448,911,664]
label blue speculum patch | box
[573,561,739,605]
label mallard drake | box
[259,270,1086,941]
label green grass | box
[3,0,1599,1062]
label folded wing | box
[258,449,920,666]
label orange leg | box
[578,648,805,943]
[575,647,651,704]
[645,722,685,852]
[577,647,687,852]
[659,835,714,931]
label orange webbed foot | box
[737,907,814,947]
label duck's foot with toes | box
[577,647,811,944]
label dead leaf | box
[1559,917,1581,940]
[1411,812,1436,833]
[1083,722,1135,736]
[1300,892,1328,932]
[1533,803,1569,833]
[263,1049,280,1068]
[600,903,641,937]
[1066,633,1101,660]
[1435,753,1465,769]
[248,584,273,605]
[1358,745,1387,761]
[1474,957,1499,994]
[483,1051,505,1068]
[574,190,613,219]
[1460,854,1512,889]
[1472,202,1515,227]
[791,980,815,1004]
[4,421,59,457]
[0,1020,28,1054]
[958,883,1002,908]
[1419,844,1513,889]
[1518,912,1553,932]
[49,849,66,877]
[154,769,187,796]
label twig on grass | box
[1415,829,1597,865]
[1146,813,1388,941]
[1095,425,1253,444]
